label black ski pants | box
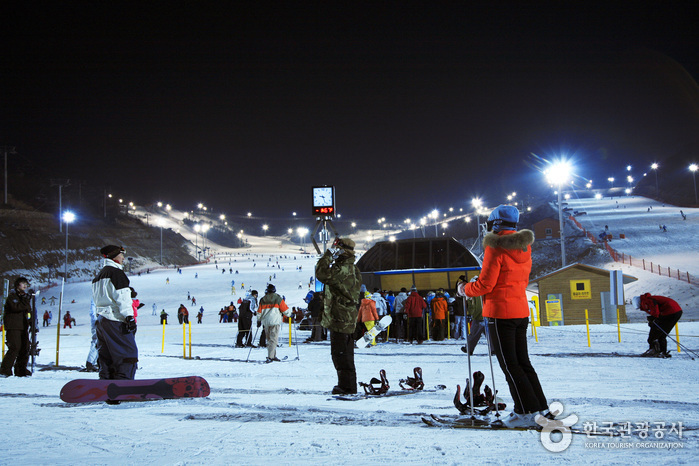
[236,313,253,346]
[330,331,356,393]
[487,317,547,415]
[407,317,424,343]
[648,311,682,352]
[0,328,29,375]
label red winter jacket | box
[404,292,427,318]
[638,293,682,318]
[462,229,534,320]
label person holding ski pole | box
[457,205,553,428]
[632,293,682,358]
[315,237,362,395]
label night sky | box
[2,2,698,220]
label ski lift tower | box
[311,185,339,254]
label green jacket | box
[467,296,483,321]
[315,249,362,334]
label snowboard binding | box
[359,369,390,395]
[399,367,424,390]
[454,371,506,415]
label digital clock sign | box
[312,186,335,217]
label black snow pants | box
[487,317,548,415]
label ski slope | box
[1,196,697,464]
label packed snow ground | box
[2,196,698,465]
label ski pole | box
[246,324,261,363]
[652,320,697,360]
[462,297,474,418]
[483,316,501,420]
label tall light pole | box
[194,224,200,261]
[158,218,164,265]
[651,163,659,198]
[62,211,75,280]
[545,161,572,268]
[431,210,439,236]
[690,164,698,204]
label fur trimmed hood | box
[483,229,535,252]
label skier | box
[63,311,73,328]
[257,284,291,362]
[42,310,50,327]
[177,304,187,324]
[236,290,258,347]
[197,307,204,324]
[457,205,553,428]
[632,293,683,358]
[92,245,138,385]
[315,238,362,394]
[152,303,157,316]
[305,292,325,342]
[160,309,168,325]
[0,277,33,377]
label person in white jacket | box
[91,245,138,384]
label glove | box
[137,303,145,309]
[470,275,479,282]
[328,247,341,260]
[123,316,137,333]
[647,315,655,327]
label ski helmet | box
[266,283,276,294]
[487,204,519,232]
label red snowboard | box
[60,376,210,403]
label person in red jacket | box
[404,286,427,344]
[457,204,551,428]
[632,293,682,358]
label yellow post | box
[446,311,451,339]
[675,323,681,353]
[530,307,538,343]
[1,326,5,357]
[425,313,430,341]
[182,322,186,359]
[585,309,591,347]
[188,320,192,359]
[161,320,165,353]
[616,307,621,343]
[56,289,64,366]
[288,316,292,347]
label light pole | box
[62,211,75,280]
[545,161,571,268]
[651,163,659,198]
[194,224,200,261]
[158,218,164,265]
[690,164,698,204]
[431,210,439,236]
[607,177,614,189]
[262,224,268,236]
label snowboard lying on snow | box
[60,376,210,403]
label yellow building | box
[530,263,637,326]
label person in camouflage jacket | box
[315,237,362,394]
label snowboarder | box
[632,293,683,358]
[357,292,379,346]
[0,277,33,377]
[197,307,204,324]
[457,205,553,428]
[315,238,362,394]
[92,245,138,384]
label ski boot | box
[359,369,389,395]
[399,367,424,390]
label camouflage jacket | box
[315,249,362,334]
